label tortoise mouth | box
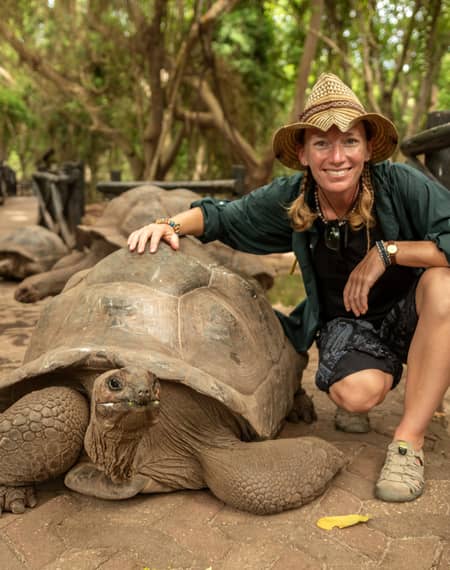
[97,398,160,411]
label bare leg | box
[329,369,393,412]
[393,268,450,450]
[375,268,450,502]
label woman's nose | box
[329,142,345,162]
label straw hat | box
[272,73,398,170]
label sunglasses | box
[324,221,348,252]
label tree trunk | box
[291,0,324,121]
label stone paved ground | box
[0,197,449,570]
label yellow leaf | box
[316,514,371,530]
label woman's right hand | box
[127,222,180,254]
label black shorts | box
[315,280,418,392]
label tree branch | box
[146,0,239,179]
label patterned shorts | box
[315,280,419,392]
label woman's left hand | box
[343,246,386,317]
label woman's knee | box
[329,371,392,412]
[416,268,450,318]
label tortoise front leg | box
[65,462,149,500]
[0,386,89,514]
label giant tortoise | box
[0,242,343,515]
[0,225,68,281]
[15,186,275,302]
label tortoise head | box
[84,366,160,483]
[0,253,42,280]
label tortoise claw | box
[0,485,37,515]
[287,388,318,424]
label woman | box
[128,73,450,503]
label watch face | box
[387,244,398,254]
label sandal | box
[375,440,425,502]
[334,407,371,433]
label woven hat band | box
[299,100,366,122]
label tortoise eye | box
[108,376,123,391]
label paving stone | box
[333,469,375,500]
[219,539,286,570]
[438,542,450,569]
[270,549,324,570]
[330,523,387,561]
[156,512,232,566]
[381,536,440,569]
[3,495,80,568]
[0,537,25,570]
[54,507,205,569]
[42,547,116,569]
[346,444,385,482]
[288,526,373,568]
[369,514,450,540]
[314,487,362,517]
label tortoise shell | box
[0,242,305,438]
[0,225,68,279]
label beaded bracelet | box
[154,217,181,234]
[375,240,390,268]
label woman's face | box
[297,123,372,196]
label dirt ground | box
[1,197,449,570]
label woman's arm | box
[390,240,448,268]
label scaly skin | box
[0,386,89,514]
[67,381,344,515]
[0,386,89,486]
[0,367,160,515]
[0,373,342,516]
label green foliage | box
[0,0,447,186]
[267,273,306,308]
[436,53,450,109]
[0,86,32,124]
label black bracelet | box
[375,240,390,268]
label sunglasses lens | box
[325,223,340,251]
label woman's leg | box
[329,369,393,412]
[392,268,450,448]
[376,267,450,502]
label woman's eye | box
[345,138,359,145]
[313,140,329,148]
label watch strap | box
[386,240,397,265]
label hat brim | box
[272,112,398,170]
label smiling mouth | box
[324,168,352,177]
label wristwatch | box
[386,241,398,265]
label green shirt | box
[192,162,450,353]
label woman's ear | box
[297,146,308,167]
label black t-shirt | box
[312,218,418,327]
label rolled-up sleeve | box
[190,175,302,255]
[389,164,450,263]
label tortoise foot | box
[0,485,37,515]
[287,387,317,424]
[65,462,147,500]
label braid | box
[288,168,318,231]
[347,163,375,251]
[347,165,375,228]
